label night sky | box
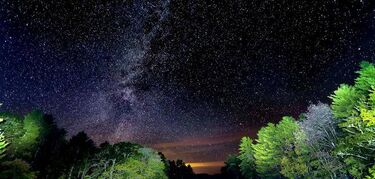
[1,0,375,174]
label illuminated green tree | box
[330,84,362,119]
[0,113,24,159]
[0,132,7,159]
[68,142,167,179]
[238,137,256,178]
[17,110,47,159]
[366,164,375,179]
[330,61,375,178]
[99,148,167,179]
[280,128,309,179]
[252,116,302,177]
[0,111,47,160]
[0,117,8,159]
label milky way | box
[1,0,375,174]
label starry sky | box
[1,0,375,174]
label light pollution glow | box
[152,130,258,174]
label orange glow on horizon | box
[187,161,224,168]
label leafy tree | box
[366,164,375,179]
[0,110,51,161]
[99,147,167,179]
[66,142,167,179]
[330,61,375,178]
[299,103,344,177]
[0,112,25,159]
[252,116,300,177]
[0,110,169,179]
[17,110,48,160]
[280,128,309,179]
[354,61,375,94]
[330,84,362,119]
[238,137,256,179]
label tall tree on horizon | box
[238,137,256,179]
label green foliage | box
[280,156,308,179]
[99,148,167,179]
[252,116,300,177]
[238,137,256,178]
[355,61,375,94]
[69,142,167,179]
[0,132,8,160]
[0,113,25,159]
[330,61,375,178]
[366,164,375,179]
[17,111,47,159]
[0,109,168,179]
[330,84,362,119]
[299,103,344,177]
[280,128,310,179]
[0,117,8,160]
[0,159,37,179]
[0,111,47,160]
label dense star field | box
[1,0,375,174]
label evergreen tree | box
[238,137,256,178]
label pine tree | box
[238,137,256,178]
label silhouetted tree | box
[66,132,97,161]
[221,155,243,179]
[159,152,170,174]
[33,114,68,178]
[168,159,194,179]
